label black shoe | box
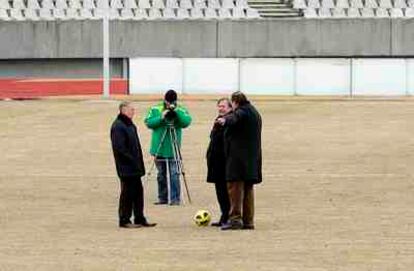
[169,201,180,206]
[119,223,142,229]
[154,201,168,205]
[211,221,222,227]
[221,221,243,231]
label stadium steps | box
[248,0,303,17]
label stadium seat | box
[111,0,124,8]
[79,8,94,19]
[0,8,11,20]
[208,0,221,8]
[55,0,68,9]
[321,0,335,8]
[205,7,218,18]
[124,0,137,8]
[332,7,346,17]
[53,8,66,19]
[246,7,260,18]
[148,7,162,18]
[236,0,249,8]
[218,8,232,18]
[70,0,83,8]
[96,0,107,8]
[110,8,121,18]
[163,8,176,18]
[82,0,96,9]
[318,7,332,17]
[409,0,414,7]
[365,0,378,8]
[376,7,390,16]
[222,0,235,8]
[347,7,361,16]
[308,0,320,8]
[166,0,179,8]
[10,8,25,20]
[190,7,204,18]
[13,0,26,9]
[134,8,148,19]
[27,0,40,9]
[303,7,318,17]
[379,0,393,8]
[39,8,55,19]
[336,0,349,8]
[177,8,190,18]
[360,7,375,16]
[180,0,193,8]
[66,8,80,19]
[406,7,414,16]
[119,8,134,19]
[232,7,246,18]
[194,0,207,8]
[42,0,55,8]
[394,0,407,7]
[293,0,306,8]
[350,0,363,8]
[390,7,404,16]
[138,0,151,8]
[152,0,165,8]
[26,9,41,20]
[0,0,10,9]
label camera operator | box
[144,89,192,206]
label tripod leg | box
[165,158,171,205]
[170,127,192,204]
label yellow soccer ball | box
[193,210,211,226]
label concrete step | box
[259,9,300,12]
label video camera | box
[164,103,177,120]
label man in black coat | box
[206,98,232,227]
[216,92,262,230]
[110,101,156,228]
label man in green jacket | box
[144,90,192,205]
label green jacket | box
[144,102,192,158]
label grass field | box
[1,97,413,271]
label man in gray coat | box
[216,91,262,230]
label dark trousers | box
[215,182,230,223]
[227,181,254,226]
[119,176,145,225]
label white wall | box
[408,59,414,95]
[352,59,407,96]
[296,58,350,95]
[182,58,239,94]
[129,57,413,96]
[129,58,183,94]
[240,58,295,95]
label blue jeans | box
[155,158,180,204]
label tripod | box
[146,121,192,204]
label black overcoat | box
[223,102,262,184]
[110,114,145,178]
[206,119,226,183]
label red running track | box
[0,78,128,99]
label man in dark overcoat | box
[110,101,156,228]
[216,91,262,230]
[206,98,232,227]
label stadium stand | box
[0,0,301,20]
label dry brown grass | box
[1,97,413,271]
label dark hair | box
[217,97,232,108]
[231,91,248,106]
[119,101,131,112]
[164,89,177,103]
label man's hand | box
[216,117,226,126]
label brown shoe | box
[119,223,142,229]
[136,221,157,227]
[242,224,255,230]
